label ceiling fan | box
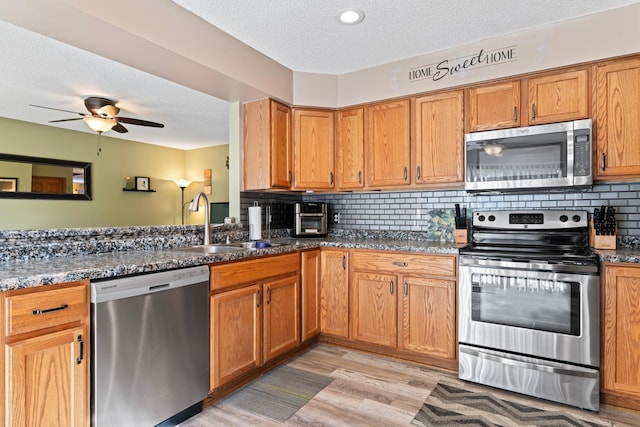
[30,96,165,134]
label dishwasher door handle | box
[149,283,170,291]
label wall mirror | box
[0,153,92,200]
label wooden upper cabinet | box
[365,99,411,188]
[528,69,589,125]
[594,56,640,180]
[292,108,335,190]
[412,90,464,186]
[243,99,291,190]
[336,108,365,190]
[467,80,520,131]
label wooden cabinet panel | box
[320,249,349,338]
[350,271,397,347]
[263,274,300,362]
[292,109,335,190]
[602,264,640,403]
[210,285,261,389]
[242,99,291,190]
[211,253,299,291]
[467,81,520,131]
[352,251,456,278]
[412,90,464,186]
[6,326,88,427]
[301,250,321,341]
[5,283,87,337]
[365,100,411,187]
[399,277,456,359]
[336,108,365,190]
[594,57,640,180]
[528,69,588,125]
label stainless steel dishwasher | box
[91,266,209,427]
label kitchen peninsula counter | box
[0,236,461,291]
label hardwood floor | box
[181,344,640,426]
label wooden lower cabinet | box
[320,249,349,338]
[209,254,300,390]
[602,263,640,410]
[301,250,321,342]
[1,281,89,427]
[349,250,457,366]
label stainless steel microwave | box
[294,202,328,237]
[464,119,592,193]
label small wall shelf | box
[122,188,156,192]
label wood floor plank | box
[180,344,640,427]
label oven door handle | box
[459,346,598,379]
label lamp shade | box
[83,116,117,133]
[174,179,193,188]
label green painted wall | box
[0,117,229,230]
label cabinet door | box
[399,276,456,360]
[412,90,464,186]
[301,250,321,341]
[243,99,291,190]
[365,100,411,187]
[210,285,261,389]
[292,109,335,190]
[6,326,88,427]
[528,69,588,125]
[336,107,365,190]
[594,57,640,180]
[467,80,520,131]
[263,274,300,362]
[350,271,397,346]
[320,249,349,338]
[602,265,640,399]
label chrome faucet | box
[190,191,210,245]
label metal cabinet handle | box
[601,153,606,171]
[403,167,407,181]
[256,289,261,307]
[513,106,518,123]
[404,281,408,296]
[329,172,334,185]
[342,255,347,270]
[358,171,362,184]
[32,304,68,315]
[288,171,292,183]
[267,287,271,305]
[531,103,536,120]
[416,166,421,180]
[389,280,394,295]
[76,335,84,365]
[392,261,407,267]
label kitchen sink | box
[177,244,246,254]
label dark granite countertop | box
[0,237,462,291]
[595,247,640,264]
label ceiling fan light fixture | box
[337,8,365,25]
[83,116,116,133]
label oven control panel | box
[473,210,588,229]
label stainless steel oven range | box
[458,210,600,411]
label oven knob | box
[488,215,496,222]
[478,215,486,222]
[572,215,581,222]
[560,215,568,222]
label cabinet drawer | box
[4,282,88,337]
[211,253,300,291]
[352,251,456,277]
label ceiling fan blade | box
[112,123,128,133]
[48,118,84,123]
[30,104,85,116]
[116,117,164,128]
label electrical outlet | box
[333,212,340,224]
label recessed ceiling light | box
[337,8,365,25]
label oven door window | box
[299,217,322,233]
[471,273,580,335]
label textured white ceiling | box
[1,0,639,150]
[174,0,640,74]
